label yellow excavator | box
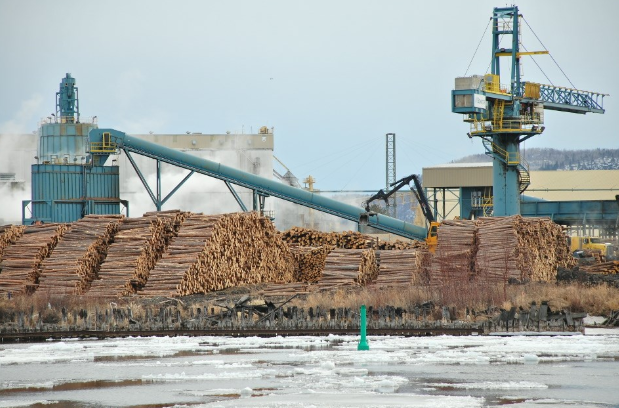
[364,174,439,252]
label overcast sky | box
[0,0,616,191]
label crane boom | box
[364,174,434,224]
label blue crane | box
[451,5,607,216]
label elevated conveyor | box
[88,129,429,241]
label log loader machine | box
[363,174,439,252]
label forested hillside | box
[454,148,619,170]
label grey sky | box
[0,0,616,191]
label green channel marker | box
[358,305,369,351]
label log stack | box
[373,249,429,287]
[281,227,376,249]
[581,260,619,275]
[316,248,378,290]
[179,212,296,295]
[88,211,187,297]
[141,212,296,297]
[377,240,425,250]
[289,245,333,282]
[137,214,218,297]
[37,215,123,295]
[0,224,69,296]
[475,215,575,283]
[281,226,423,250]
[429,219,477,286]
[0,224,26,262]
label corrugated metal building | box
[423,163,619,235]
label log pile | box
[581,261,619,275]
[316,248,378,290]
[377,239,426,250]
[37,216,123,295]
[373,249,429,287]
[475,216,575,283]
[137,214,218,297]
[429,219,477,286]
[141,212,296,297]
[0,224,26,262]
[88,211,187,297]
[289,245,333,282]
[281,226,423,250]
[179,212,296,295]
[281,227,376,249]
[0,224,69,296]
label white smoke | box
[273,194,358,232]
[0,94,43,224]
[118,148,267,217]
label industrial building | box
[423,163,619,237]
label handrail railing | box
[515,82,606,111]
[89,141,119,154]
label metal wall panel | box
[423,165,493,188]
[38,123,96,164]
[30,164,120,223]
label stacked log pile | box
[0,225,26,262]
[137,214,218,297]
[88,211,187,297]
[289,245,333,282]
[377,240,424,250]
[141,212,296,297]
[0,224,69,296]
[179,212,296,295]
[281,227,376,249]
[581,261,619,275]
[373,249,429,287]
[475,216,575,283]
[281,226,423,250]
[37,216,123,295]
[429,219,477,286]
[316,248,378,290]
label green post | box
[358,304,369,351]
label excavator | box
[363,174,439,252]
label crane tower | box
[451,6,606,216]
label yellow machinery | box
[426,221,439,253]
[570,236,617,261]
[363,174,440,252]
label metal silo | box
[22,74,125,224]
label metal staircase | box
[482,187,494,217]
[482,140,531,194]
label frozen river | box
[1,331,618,407]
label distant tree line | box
[454,148,619,171]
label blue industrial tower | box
[22,74,127,224]
[452,6,606,216]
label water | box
[1,332,618,407]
